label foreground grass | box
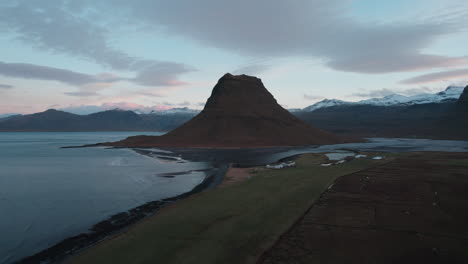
[68,154,393,264]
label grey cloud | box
[137,91,164,98]
[328,54,468,74]
[3,0,467,77]
[0,1,133,70]
[131,62,195,87]
[0,61,105,86]
[0,0,193,86]
[177,101,190,107]
[113,0,468,74]
[400,68,468,84]
[0,60,191,98]
[160,101,192,107]
[0,84,13,89]
[64,91,99,97]
[304,94,324,101]
[351,88,398,98]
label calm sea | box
[0,132,210,264]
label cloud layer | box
[0,84,13,89]
[304,94,325,101]
[3,0,466,79]
[0,61,116,86]
[0,0,194,88]
[0,60,193,97]
[114,0,468,74]
[400,68,468,84]
[351,87,434,98]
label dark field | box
[260,152,468,264]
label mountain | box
[0,109,79,131]
[0,114,22,122]
[302,86,464,112]
[0,109,156,131]
[0,113,21,119]
[107,73,351,148]
[0,108,198,132]
[295,85,468,140]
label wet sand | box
[219,165,255,187]
[259,152,468,264]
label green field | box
[68,153,392,264]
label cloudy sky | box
[1,0,468,114]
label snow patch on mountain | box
[302,86,464,112]
[303,99,352,112]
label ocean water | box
[0,132,210,264]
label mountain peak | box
[220,73,260,81]
[204,73,274,115]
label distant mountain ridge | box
[295,85,468,140]
[0,109,196,132]
[302,86,464,112]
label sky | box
[0,0,468,114]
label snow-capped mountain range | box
[302,86,465,112]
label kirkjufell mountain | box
[107,73,351,148]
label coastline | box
[16,159,225,264]
[16,146,296,264]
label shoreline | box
[16,145,296,264]
[18,140,468,263]
[16,161,225,264]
